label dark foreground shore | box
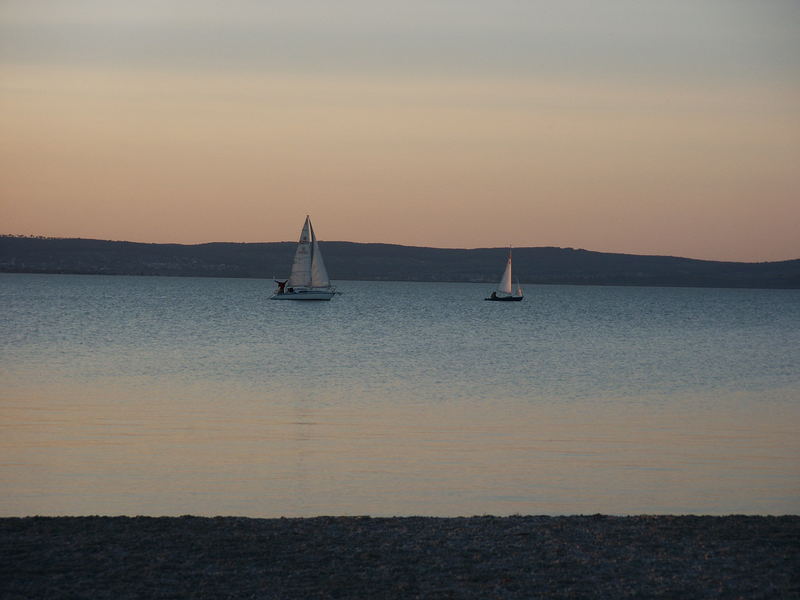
[2,515,798,599]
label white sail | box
[309,220,331,288]
[288,216,313,287]
[497,254,513,294]
[485,248,523,301]
[272,215,336,300]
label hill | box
[1,235,798,288]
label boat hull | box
[270,290,336,301]
[485,295,524,302]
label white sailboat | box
[270,216,337,300]
[485,249,524,301]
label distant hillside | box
[1,235,799,288]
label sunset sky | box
[1,1,799,261]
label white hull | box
[270,289,336,301]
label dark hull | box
[485,295,524,301]
[270,289,336,301]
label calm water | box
[1,273,798,516]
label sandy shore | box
[2,515,798,599]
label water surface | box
[1,274,798,516]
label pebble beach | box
[2,515,798,599]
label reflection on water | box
[1,274,799,516]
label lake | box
[1,273,798,516]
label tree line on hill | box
[1,235,798,288]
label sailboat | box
[270,216,337,300]
[485,249,524,301]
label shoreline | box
[2,515,798,599]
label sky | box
[1,1,799,261]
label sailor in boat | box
[274,280,288,294]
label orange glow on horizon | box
[2,65,799,262]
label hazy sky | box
[2,1,799,261]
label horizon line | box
[3,233,798,265]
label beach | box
[2,515,798,599]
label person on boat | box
[274,280,287,294]
[491,291,497,299]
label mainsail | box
[497,253,513,295]
[288,216,330,289]
[288,217,312,287]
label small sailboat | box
[485,249,524,301]
[270,216,337,300]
